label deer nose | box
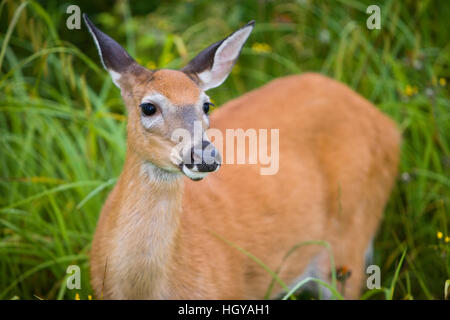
[189,141,221,173]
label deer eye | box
[203,102,214,114]
[140,103,157,116]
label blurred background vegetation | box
[0,0,449,299]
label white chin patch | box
[181,166,209,181]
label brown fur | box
[150,70,201,106]
[90,71,400,299]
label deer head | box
[83,15,254,181]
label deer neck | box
[111,149,184,298]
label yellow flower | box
[146,60,157,69]
[404,85,418,96]
[251,42,272,53]
[439,78,447,86]
[445,237,450,243]
[88,295,92,300]
[75,293,80,300]
[437,231,443,239]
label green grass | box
[0,0,449,300]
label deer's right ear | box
[83,14,135,88]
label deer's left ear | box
[182,21,255,91]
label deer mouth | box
[179,163,221,181]
[180,164,211,181]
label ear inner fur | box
[182,21,255,89]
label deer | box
[83,14,400,300]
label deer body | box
[84,16,400,299]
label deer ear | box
[83,14,136,87]
[182,21,255,91]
